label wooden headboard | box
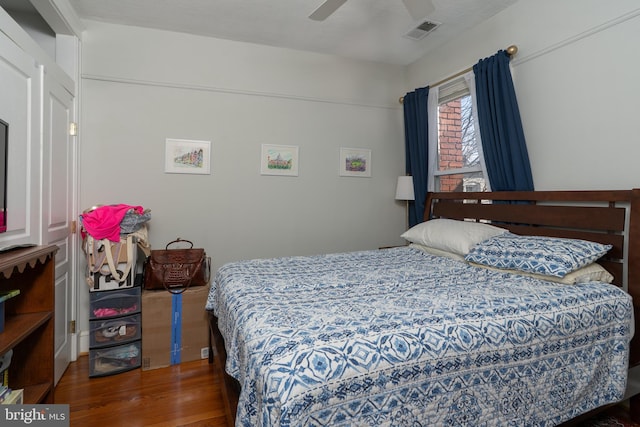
[425,189,640,366]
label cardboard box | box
[141,285,210,370]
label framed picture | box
[260,144,299,176]
[339,147,371,177]
[165,138,211,175]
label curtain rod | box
[398,45,518,104]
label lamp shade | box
[395,176,415,201]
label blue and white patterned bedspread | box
[206,247,633,426]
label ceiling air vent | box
[404,20,440,41]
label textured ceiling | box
[66,0,518,65]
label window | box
[429,75,487,192]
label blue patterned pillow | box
[464,233,612,278]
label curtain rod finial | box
[399,96,404,104]
[506,45,518,57]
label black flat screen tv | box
[0,119,7,233]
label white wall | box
[407,0,640,191]
[77,21,408,332]
[77,0,640,340]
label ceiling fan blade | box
[309,0,348,21]
[402,0,435,20]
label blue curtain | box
[473,50,534,191]
[403,86,429,227]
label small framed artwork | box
[260,144,299,176]
[165,138,211,175]
[339,147,371,177]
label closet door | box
[42,73,76,385]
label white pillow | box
[561,263,614,284]
[469,262,614,285]
[409,243,466,261]
[401,218,508,256]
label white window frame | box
[427,71,490,192]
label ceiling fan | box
[309,0,435,21]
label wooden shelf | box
[0,244,58,404]
[23,382,52,404]
[0,312,52,354]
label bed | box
[206,189,640,426]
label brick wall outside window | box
[438,100,464,192]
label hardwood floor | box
[55,356,229,427]
[56,355,639,427]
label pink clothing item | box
[82,204,144,241]
[92,304,138,318]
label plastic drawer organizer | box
[90,313,141,348]
[89,341,141,377]
[89,287,141,377]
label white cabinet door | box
[0,30,41,246]
[42,73,76,385]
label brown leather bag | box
[143,238,210,294]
